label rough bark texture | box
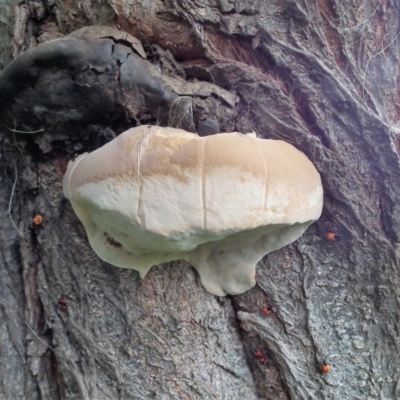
[1,1,400,399]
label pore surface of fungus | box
[63,126,323,296]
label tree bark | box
[1,1,400,399]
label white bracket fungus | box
[63,126,323,296]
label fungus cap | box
[63,126,323,296]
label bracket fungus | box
[63,126,323,296]
[0,26,177,131]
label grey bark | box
[1,1,400,399]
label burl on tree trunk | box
[0,1,400,400]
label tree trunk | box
[1,1,400,399]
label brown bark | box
[1,1,400,399]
